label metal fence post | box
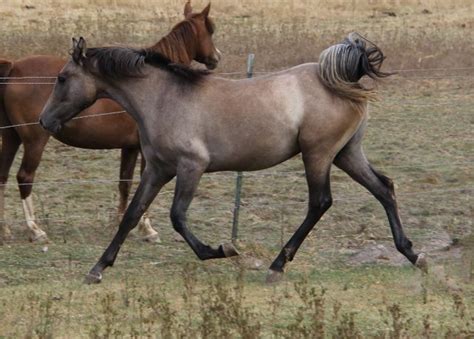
[231,53,255,243]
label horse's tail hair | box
[0,59,13,129]
[318,32,391,104]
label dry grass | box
[0,0,473,337]
[0,264,473,337]
[1,0,474,70]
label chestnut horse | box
[40,34,427,284]
[0,2,220,242]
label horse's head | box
[39,38,99,134]
[182,2,221,69]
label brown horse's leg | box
[0,128,21,241]
[267,155,332,283]
[136,149,161,242]
[85,166,174,284]
[118,148,138,216]
[170,160,239,260]
[334,138,425,271]
[17,140,48,242]
[118,148,160,242]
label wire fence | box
[0,160,472,189]
[2,65,474,79]
[1,186,471,227]
[0,62,472,243]
[0,65,472,131]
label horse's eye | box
[57,75,66,83]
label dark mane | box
[84,47,209,83]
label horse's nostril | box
[39,119,44,127]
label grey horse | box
[39,33,427,284]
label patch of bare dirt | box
[347,230,464,267]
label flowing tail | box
[318,32,391,103]
[0,59,13,129]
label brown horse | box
[0,1,220,242]
[40,34,427,284]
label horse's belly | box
[206,136,300,172]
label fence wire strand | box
[0,110,126,130]
[0,63,471,233]
[1,186,471,226]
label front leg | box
[170,158,239,260]
[85,165,174,284]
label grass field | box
[0,0,473,337]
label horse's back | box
[160,63,364,172]
[3,56,61,140]
[12,55,65,77]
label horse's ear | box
[71,37,87,64]
[184,1,193,18]
[201,3,211,18]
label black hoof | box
[221,243,240,257]
[84,272,102,284]
[266,269,284,284]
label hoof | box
[221,243,240,257]
[142,233,162,244]
[84,272,102,284]
[30,232,48,244]
[415,253,428,273]
[266,269,284,284]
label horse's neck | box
[149,33,194,65]
[101,71,168,129]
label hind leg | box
[17,140,48,242]
[117,148,138,216]
[0,128,21,241]
[267,154,333,282]
[136,150,161,242]
[334,131,425,270]
[118,148,160,243]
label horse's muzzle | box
[205,61,218,70]
[39,118,62,134]
[205,48,222,70]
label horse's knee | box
[17,169,28,183]
[17,169,34,199]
